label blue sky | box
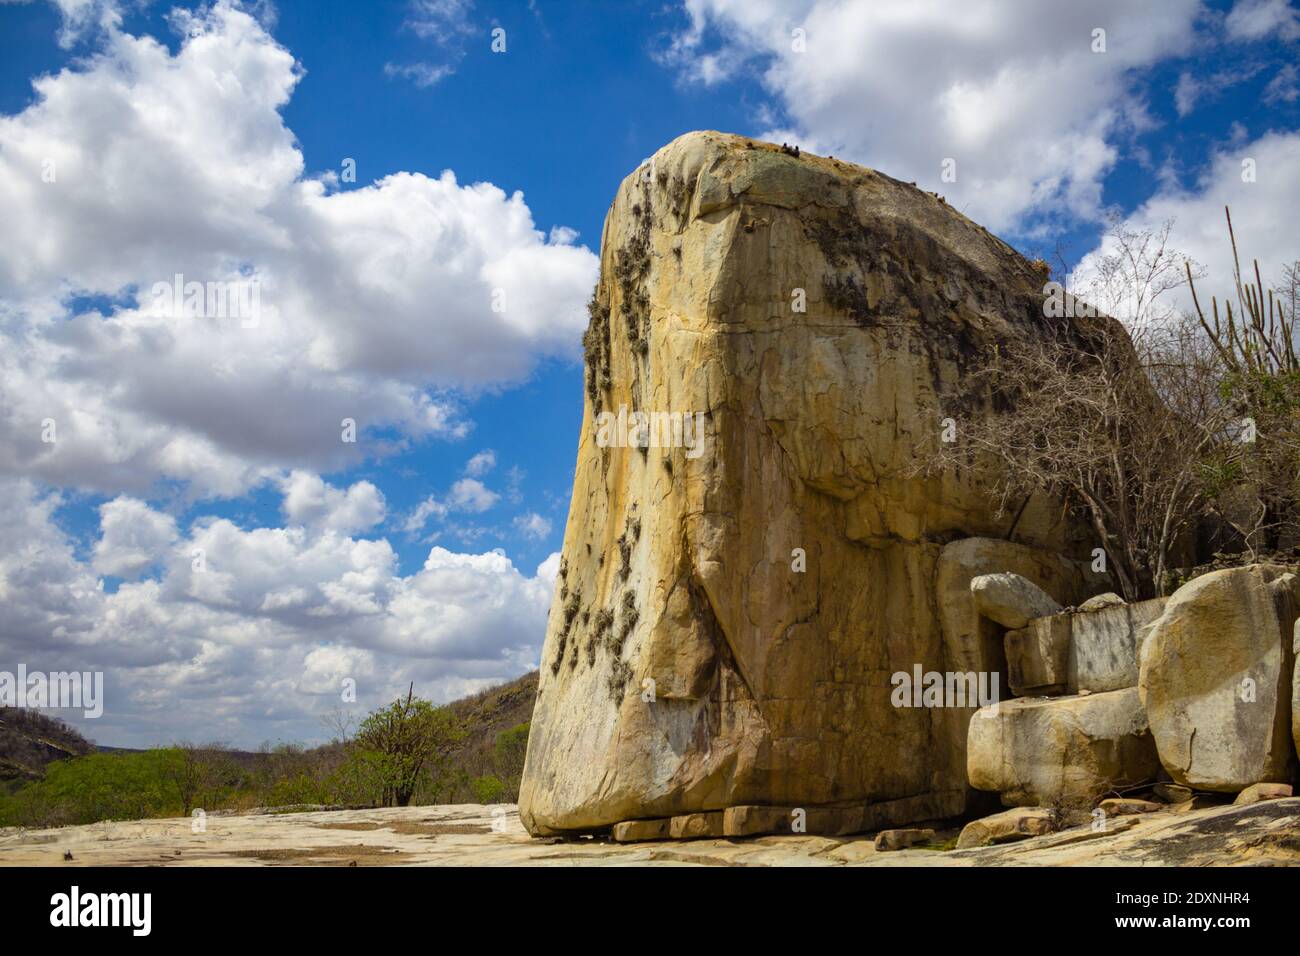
[1,0,1298,747]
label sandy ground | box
[1,798,1298,867]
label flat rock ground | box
[1,799,1297,867]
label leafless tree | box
[1082,214,1203,336]
[931,316,1233,600]
[320,707,357,744]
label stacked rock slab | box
[1138,565,1299,791]
[518,131,1103,836]
[967,687,1161,808]
[1003,596,1167,696]
[966,575,1163,810]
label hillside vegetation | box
[0,671,538,829]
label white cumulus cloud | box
[0,0,596,499]
[661,0,1203,234]
[0,475,554,747]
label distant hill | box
[439,670,538,797]
[445,670,538,746]
[0,710,95,788]
[0,671,539,798]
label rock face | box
[1138,565,1299,792]
[519,131,1101,835]
[966,688,1161,808]
[1004,616,1071,696]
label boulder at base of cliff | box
[1138,565,1299,792]
[967,687,1161,808]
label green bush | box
[471,775,507,804]
[0,749,184,827]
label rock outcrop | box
[519,131,1103,835]
[1138,565,1299,791]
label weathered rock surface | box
[874,828,935,851]
[611,818,671,842]
[519,131,1105,834]
[967,688,1161,808]
[1079,592,1124,612]
[1069,597,1166,693]
[669,811,725,839]
[1233,782,1292,805]
[971,572,1062,628]
[1294,620,1300,771]
[1138,565,1299,792]
[955,807,1056,848]
[1004,616,1070,696]
[1004,597,1165,697]
[4,800,1299,867]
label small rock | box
[874,828,935,851]
[1079,592,1125,612]
[1233,782,1293,805]
[611,818,672,843]
[1098,798,1163,815]
[668,811,725,840]
[1153,783,1193,803]
[956,808,1056,849]
[971,572,1063,629]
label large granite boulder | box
[1138,565,1299,791]
[967,688,1161,808]
[518,131,1104,835]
